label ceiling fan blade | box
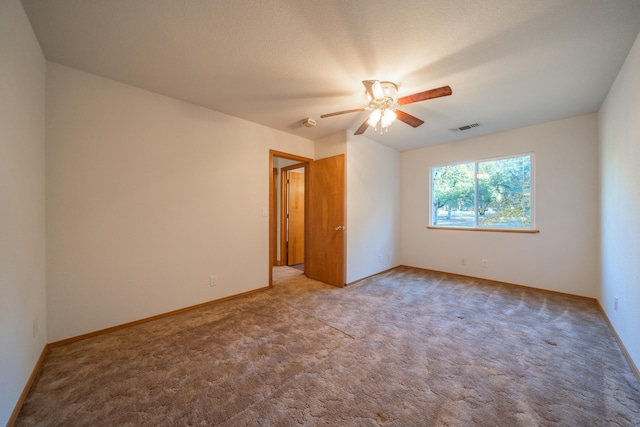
[397,85,452,105]
[354,119,370,135]
[395,110,425,128]
[320,108,365,118]
[362,80,377,100]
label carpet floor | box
[16,266,640,426]
[272,265,304,283]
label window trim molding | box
[426,226,540,233]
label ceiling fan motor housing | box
[369,81,399,110]
[378,81,398,101]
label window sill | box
[426,226,540,234]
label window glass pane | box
[477,156,531,229]
[430,154,533,230]
[432,163,475,227]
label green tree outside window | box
[432,154,532,229]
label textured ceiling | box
[20,0,640,151]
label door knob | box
[335,226,345,231]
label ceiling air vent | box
[449,122,481,133]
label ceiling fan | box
[320,80,452,135]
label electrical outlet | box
[481,259,489,268]
[460,258,466,266]
[210,275,218,287]
[33,319,38,338]
[614,297,618,312]
[378,254,382,263]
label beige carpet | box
[16,267,640,426]
[272,265,304,283]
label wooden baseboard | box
[595,302,640,385]
[7,344,49,427]
[49,286,269,348]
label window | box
[430,153,535,231]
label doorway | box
[268,150,346,288]
[269,151,311,287]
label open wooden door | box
[306,154,345,288]
[271,168,279,266]
[287,170,305,265]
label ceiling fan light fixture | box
[368,107,396,133]
[366,81,399,132]
[367,108,382,127]
[381,109,397,128]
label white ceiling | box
[21,0,640,151]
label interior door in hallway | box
[287,170,305,265]
[306,154,345,288]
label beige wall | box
[312,130,402,284]
[599,32,640,371]
[400,113,599,297]
[346,133,401,283]
[46,63,314,342]
[0,0,47,423]
[314,131,347,160]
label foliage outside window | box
[431,154,533,230]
